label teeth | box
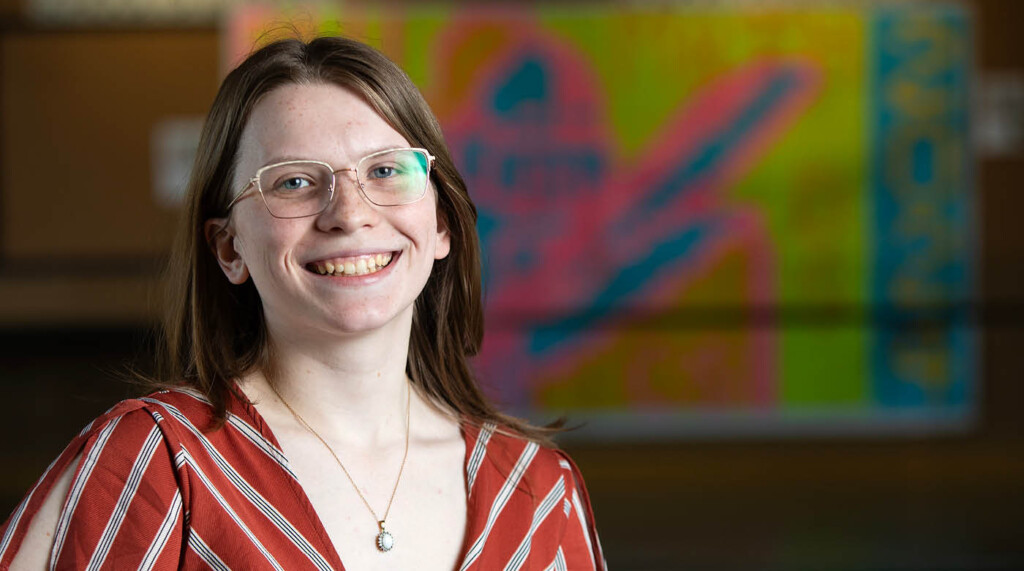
[311,252,394,277]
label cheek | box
[234,218,296,274]
[406,210,447,259]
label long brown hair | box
[158,36,559,445]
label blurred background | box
[1,0,1022,569]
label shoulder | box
[0,394,195,569]
[60,388,219,459]
[63,387,218,440]
[139,386,218,424]
[463,421,580,500]
[48,392,197,482]
[48,387,251,486]
[463,421,574,470]
[65,396,170,455]
[135,386,267,445]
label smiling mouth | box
[307,252,395,277]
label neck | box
[249,313,414,448]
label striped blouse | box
[0,388,605,570]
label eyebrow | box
[260,145,410,169]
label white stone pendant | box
[376,523,394,552]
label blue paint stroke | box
[493,57,548,117]
[528,221,715,355]
[613,69,801,237]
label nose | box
[315,169,379,232]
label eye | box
[281,176,312,190]
[368,165,399,179]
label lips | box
[306,252,395,277]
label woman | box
[0,37,604,570]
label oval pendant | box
[376,529,394,552]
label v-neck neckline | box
[234,389,480,571]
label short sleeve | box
[0,400,185,570]
[555,451,606,571]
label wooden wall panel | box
[1,31,217,259]
[0,31,218,323]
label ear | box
[434,214,451,261]
[204,217,250,284]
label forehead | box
[237,82,410,170]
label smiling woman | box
[0,37,604,570]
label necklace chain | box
[268,380,410,549]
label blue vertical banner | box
[871,6,974,415]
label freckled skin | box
[219,83,451,344]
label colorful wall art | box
[227,3,974,438]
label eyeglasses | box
[227,147,435,219]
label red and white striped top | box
[0,388,605,570]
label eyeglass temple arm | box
[225,177,258,211]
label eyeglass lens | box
[257,149,430,218]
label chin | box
[321,307,408,336]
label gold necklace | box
[268,381,410,553]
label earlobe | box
[204,218,250,284]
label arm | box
[6,453,81,570]
[1,402,184,570]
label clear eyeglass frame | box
[225,147,436,219]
